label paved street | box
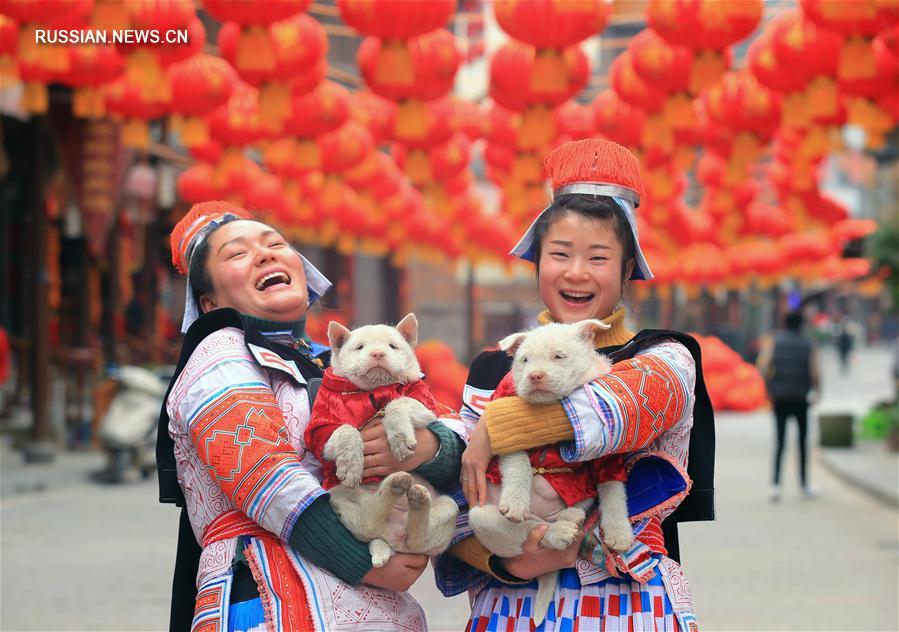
[2,346,897,631]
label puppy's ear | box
[498,332,528,357]
[576,319,610,343]
[327,321,352,351]
[395,313,418,347]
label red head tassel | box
[544,138,643,201]
[170,200,253,274]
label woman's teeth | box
[560,290,594,303]
[256,272,290,290]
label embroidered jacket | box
[305,368,444,490]
[436,334,700,597]
[162,310,443,632]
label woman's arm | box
[483,340,696,461]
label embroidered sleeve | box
[559,339,696,463]
[170,327,325,540]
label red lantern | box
[117,0,197,103]
[629,29,692,94]
[203,0,308,73]
[493,0,609,48]
[490,40,590,112]
[350,90,396,144]
[592,90,646,148]
[0,15,18,84]
[168,54,238,147]
[358,28,460,102]
[59,42,125,118]
[609,50,667,113]
[207,83,277,150]
[217,12,327,123]
[554,101,595,142]
[104,75,171,147]
[648,0,761,94]
[177,163,217,204]
[317,121,375,173]
[338,0,453,39]
[287,80,351,138]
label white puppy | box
[468,319,634,625]
[319,314,458,567]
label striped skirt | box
[466,556,698,632]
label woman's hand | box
[361,552,429,592]
[500,524,583,581]
[360,421,438,478]
[461,418,493,507]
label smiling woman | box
[157,201,450,632]
[193,220,310,322]
[436,139,716,632]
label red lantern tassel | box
[394,99,428,141]
[839,36,876,82]
[295,139,321,171]
[23,82,48,114]
[121,119,150,148]
[518,105,555,149]
[238,25,275,73]
[404,149,432,185]
[180,116,210,148]
[259,82,291,126]
[530,48,569,93]
[375,39,415,87]
[73,87,106,118]
[689,49,728,95]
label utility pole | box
[24,116,53,463]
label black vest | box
[766,331,812,401]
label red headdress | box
[510,138,653,280]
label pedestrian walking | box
[436,139,715,631]
[756,310,821,501]
[156,201,465,631]
[836,317,854,375]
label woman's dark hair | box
[187,215,246,308]
[532,193,637,285]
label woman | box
[436,139,715,631]
[157,201,466,631]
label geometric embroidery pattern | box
[603,355,685,452]
[190,387,298,519]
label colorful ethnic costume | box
[158,202,467,632]
[435,139,715,632]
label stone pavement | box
[1,346,897,631]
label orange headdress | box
[509,138,653,280]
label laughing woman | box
[436,139,715,632]
[157,201,465,631]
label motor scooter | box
[98,366,171,483]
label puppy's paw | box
[369,539,392,568]
[601,519,635,552]
[406,400,437,427]
[556,507,586,527]
[387,430,417,463]
[498,501,529,523]
[384,471,413,496]
[541,520,579,550]
[335,452,364,488]
[406,484,432,510]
